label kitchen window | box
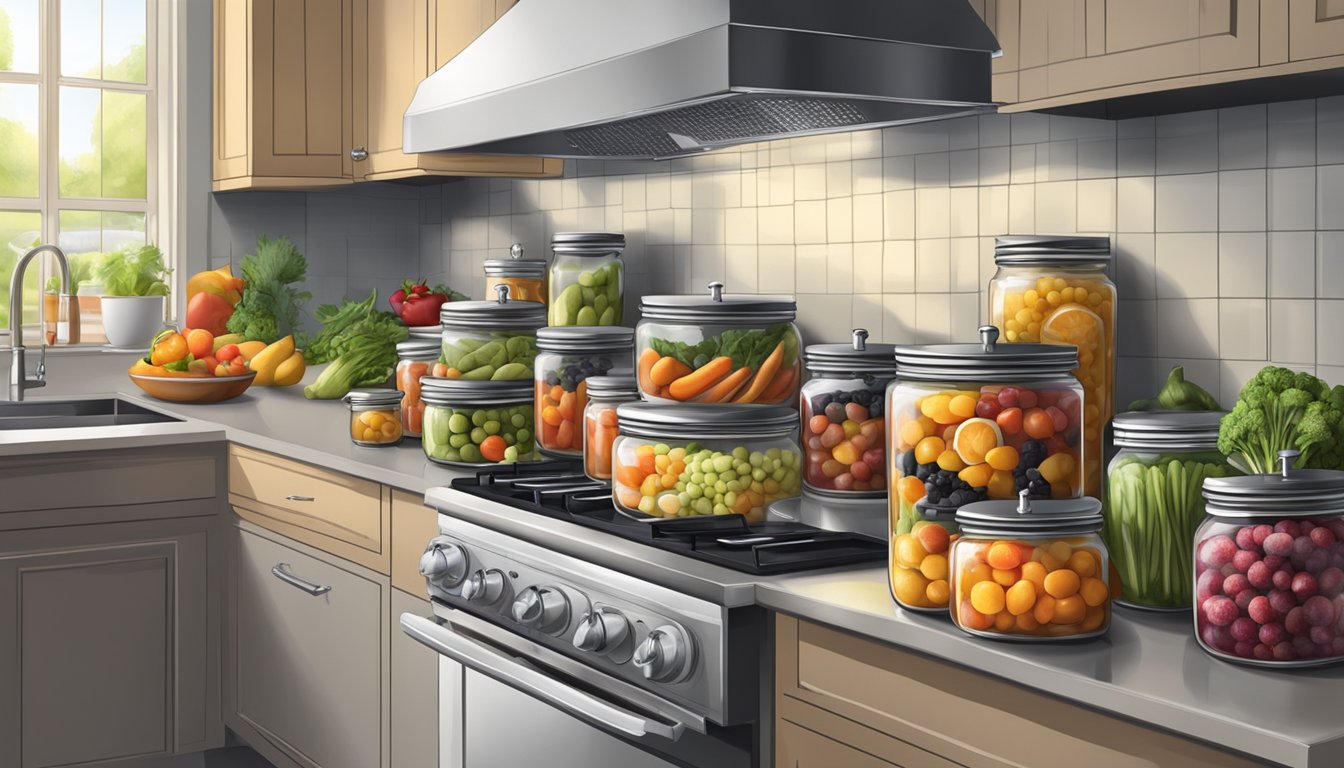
[0,0,174,340]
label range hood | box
[404,0,1000,161]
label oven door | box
[401,610,754,768]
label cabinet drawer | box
[229,445,389,574]
[390,489,437,596]
[776,719,899,768]
[0,445,218,516]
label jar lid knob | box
[1017,488,1032,515]
[1279,449,1301,478]
[495,283,511,304]
[708,281,725,302]
[509,243,525,261]
[852,328,869,352]
[979,325,1000,353]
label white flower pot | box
[101,295,166,348]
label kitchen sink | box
[0,398,182,430]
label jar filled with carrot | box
[535,326,635,458]
[396,337,440,437]
[582,374,639,482]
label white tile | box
[670,174,692,208]
[645,175,670,209]
[1035,181,1077,234]
[796,294,859,345]
[692,209,724,244]
[1219,361,1264,410]
[914,294,952,343]
[915,187,951,239]
[1157,298,1219,358]
[561,178,579,208]
[915,152,950,187]
[915,239,951,292]
[827,198,853,243]
[740,170,759,207]
[539,179,563,210]
[827,243,854,294]
[1269,299,1314,363]
[1008,184,1034,234]
[1155,173,1218,232]
[853,159,883,195]
[1114,358,1160,414]
[673,209,692,243]
[794,200,827,245]
[1219,104,1267,170]
[1318,164,1344,229]
[1041,140,1077,181]
[949,187,978,237]
[576,176,605,207]
[767,165,794,206]
[1077,139,1117,180]
[1218,299,1268,360]
[1269,167,1316,230]
[621,176,645,211]
[689,244,726,286]
[1218,169,1267,232]
[979,146,1010,186]
[883,240,915,293]
[758,205,794,245]
[1269,231,1316,298]
[883,122,949,156]
[756,245,795,292]
[950,293,982,339]
[790,135,829,164]
[1009,144,1036,184]
[945,116,981,150]
[882,155,915,191]
[851,293,885,336]
[1115,233,1157,299]
[1218,233,1266,298]
[950,149,979,187]
[1116,176,1155,232]
[852,193,884,243]
[1077,179,1116,232]
[852,130,883,160]
[1010,113,1049,145]
[979,114,1011,147]
[1267,100,1316,168]
[1155,233,1218,298]
[978,185,1009,237]
[1319,232,1344,298]
[646,209,674,245]
[1117,136,1156,177]
[852,242,883,293]
[1156,110,1219,174]
[824,134,853,162]
[883,293,918,344]
[795,244,828,293]
[1319,301,1344,366]
[1319,96,1344,165]
[884,190,915,240]
[950,238,980,292]
[793,163,826,201]
[725,208,757,245]
[1117,299,1156,357]
[826,161,853,198]
[1051,115,1116,141]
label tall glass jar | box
[635,282,802,407]
[888,325,1084,613]
[395,337,440,437]
[485,243,548,306]
[1193,452,1344,667]
[420,378,539,466]
[582,374,640,482]
[548,232,624,326]
[1104,411,1239,611]
[534,326,635,458]
[949,493,1112,640]
[988,236,1115,500]
[611,403,802,523]
[801,328,895,497]
[345,389,405,447]
[439,284,546,380]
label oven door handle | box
[401,613,686,742]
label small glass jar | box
[582,374,640,482]
[801,328,895,497]
[888,325,1084,613]
[988,236,1116,499]
[344,389,405,446]
[485,243,548,306]
[548,232,625,326]
[439,284,546,380]
[635,281,802,407]
[395,338,441,437]
[611,403,802,523]
[535,326,635,458]
[947,493,1112,640]
[1104,411,1239,611]
[420,378,539,466]
[1193,451,1344,667]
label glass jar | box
[548,232,624,326]
[948,493,1112,639]
[635,281,802,407]
[988,236,1116,499]
[611,403,801,523]
[535,326,635,458]
[1104,411,1239,611]
[802,328,895,497]
[485,243,548,306]
[439,284,546,380]
[420,378,539,466]
[888,325,1084,613]
[395,338,441,437]
[1193,451,1344,667]
[767,488,889,540]
[582,374,640,482]
[344,389,405,447]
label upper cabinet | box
[1289,0,1344,61]
[213,0,561,192]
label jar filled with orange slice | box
[888,326,1085,613]
[988,236,1115,499]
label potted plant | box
[96,244,171,348]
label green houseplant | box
[96,244,171,348]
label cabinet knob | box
[350,146,368,161]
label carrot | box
[431,362,449,377]
[758,363,798,404]
[698,366,752,403]
[638,348,660,394]
[650,356,692,387]
[734,341,786,403]
[668,356,732,400]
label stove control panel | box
[511,586,570,636]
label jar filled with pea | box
[420,378,538,466]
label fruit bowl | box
[128,371,256,403]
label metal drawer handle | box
[285,495,316,502]
[272,563,331,596]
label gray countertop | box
[20,352,1344,768]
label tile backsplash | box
[209,97,1344,410]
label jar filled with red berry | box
[801,329,895,497]
[1194,450,1344,667]
[888,325,1084,612]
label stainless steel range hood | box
[404,0,1000,161]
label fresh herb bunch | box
[306,289,407,365]
[96,244,171,297]
[1218,366,1344,474]
[649,323,798,372]
[226,235,311,344]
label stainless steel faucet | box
[8,244,71,401]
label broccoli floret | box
[1219,366,1344,474]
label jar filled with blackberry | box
[800,329,895,497]
[534,326,635,457]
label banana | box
[237,340,267,362]
[248,335,296,386]
[211,333,246,352]
[271,351,307,387]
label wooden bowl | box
[128,371,256,403]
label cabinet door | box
[776,721,898,768]
[391,590,438,768]
[1289,0,1344,60]
[229,525,387,768]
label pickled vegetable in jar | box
[582,374,639,482]
[439,284,546,380]
[801,329,894,496]
[485,243,548,306]
[548,232,624,326]
[421,378,538,466]
[344,389,405,446]
[395,338,440,437]
[535,326,634,458]
[988,236,1115,499]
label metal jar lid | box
[955,491,1104,537]
[551,232,626,255]
[1203,451,1344,517]
[994,234,1111,266]
[439,284,547,330]
[409,325,442,340]
[396,338,441,360]
[485,243,547,278]
[343,388,404,408]
[616,403,798,441]
[805,328,897,377]
[1112,410,1224,450]
[893,325,1078,382]
[536,326,634,354]
[419,378,534,408]
[584,374,639,401]
[639,281,797,324]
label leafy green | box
[226,235,311,344]
[303,322,406,400]
[96,244,170,297]
[45,251,98,294]
[649,323,796,372]
[306,289,406,365]
[1218,366,1344,474]
[1128,366,1222,411]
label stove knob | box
[419,541,468,588]
[633,624,694,683]
[572,608,631,661]
[511,586,570,635]
[460,568,507,605]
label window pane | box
[102,0,145,83]
[0,82,40,197]
[59,86,147,199]
[58,209,145,301]
[0,210,44,329]
[60,0,99,78]
[102,90,146,197]
[0,0,40,74]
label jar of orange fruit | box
[582,374,639,482]
[949,492,1114,640]
[395,337,440,437]
[988,236,1115,499]
[535,326,634,458]
[888,326,1085,613]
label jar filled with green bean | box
[1103,411,1238,610]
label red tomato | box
[479,435,507,462]
[185,291,234,336]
